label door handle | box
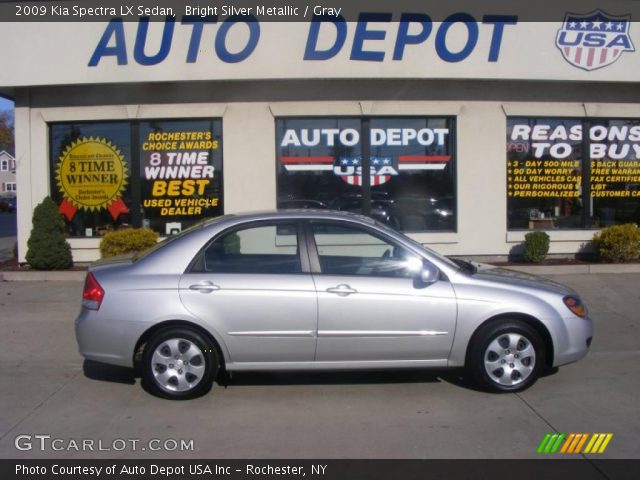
[326,284,357,296]
[189,282,220,293]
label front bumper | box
[552,314,594,367]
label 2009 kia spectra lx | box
[75,211,593,399]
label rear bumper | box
[75,309,148,368]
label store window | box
[507,117,640,230]
[277,117,456,232]
[50,119,223,238]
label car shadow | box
[220,368,479,391]
[82,360,137,385]
[82,360,554,394]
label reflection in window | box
[311,222,421,278]
[201,224,301,274]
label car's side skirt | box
[226,359,449,371]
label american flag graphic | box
[281,155,451,187]
[556,10,634,71]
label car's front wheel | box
[468,320,545,392]
[142,327,219,400]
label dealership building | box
[1,11,640,262]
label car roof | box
[220,209,379,226]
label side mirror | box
[420,263,440,285]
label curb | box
[2,264,640,281]
[496,264,640,275]
[0,271,87,282]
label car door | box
[179,221,318,364]
[308,221,457,363]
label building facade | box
[1,14,640,262]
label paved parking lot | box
[0,273,638,459]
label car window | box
[199,223,301,274]
[311,223,422,278]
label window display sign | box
[140,120,223,233]
[277,117,456,232]
[507,118,640,230]
[55,136,129,221]
[589,123,640,199]
[507,122,582,200]
[142,133,219,215]
[50,119,223,238]
[280,126,451,186]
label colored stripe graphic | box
[584,433,613,454]
[538,433,613,454]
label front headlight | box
[563,295,587,317]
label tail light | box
[82,273,105,310]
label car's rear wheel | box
[142,327,219,400]
[468,320,544,392]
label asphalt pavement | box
[0,273,638,460]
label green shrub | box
[26,197,73,270]
[100,228,159,258]
[593,223,640,263]
[523,231,550,264]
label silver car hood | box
[468,263,577,296]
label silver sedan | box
[75,211,593,399]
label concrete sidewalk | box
[0,273,638,460]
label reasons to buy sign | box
[507,121,640,199]
[55,136,129,220]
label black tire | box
[468,320,545,393]
[142,327,219,400]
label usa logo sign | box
[280,155,450,187]
[556,10,634,71]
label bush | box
[593,223,640,263]
[100,227,159,258]
[523,231,550,264]
[26,197,73,270]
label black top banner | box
[0,0,639,22]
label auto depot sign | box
[1,7,639,87]
[86,14,518,66]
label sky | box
[0,96,14,112]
